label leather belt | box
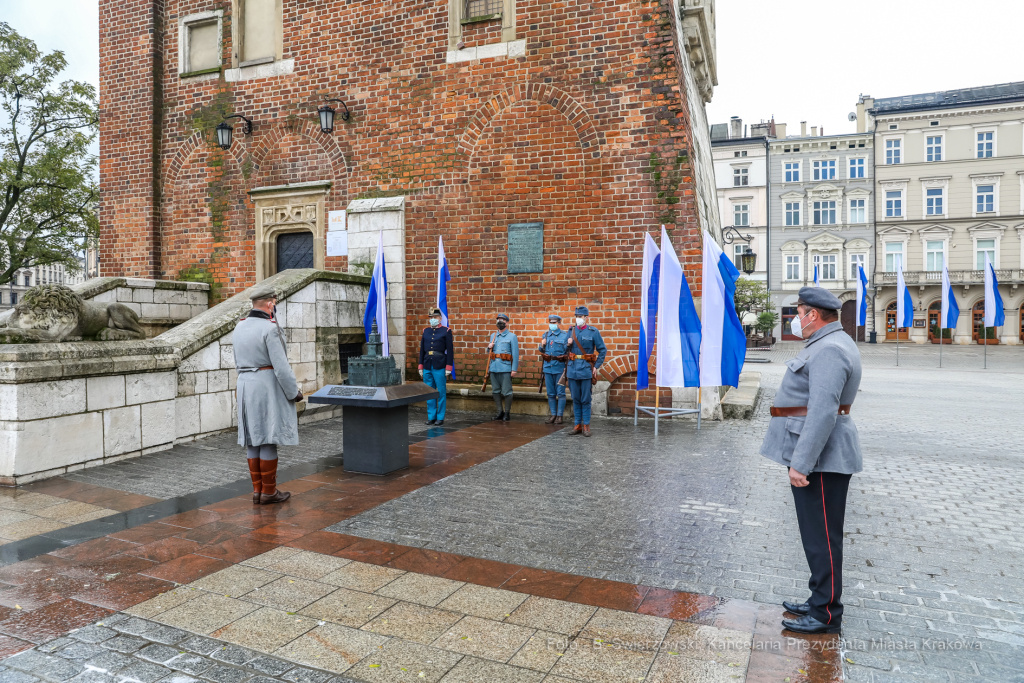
[493,353,513,361]
[541,353,568,361]
[572,354,596,361]
[427,351,436,355]
[770,405,852,417]
[238,366,274,373]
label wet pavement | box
[25,384,1010,680]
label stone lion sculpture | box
[0,284,146,342]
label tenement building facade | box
[866,83,1024,345]
[768,123,875,341]
[98,0,721,400]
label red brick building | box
[98,0,722,410]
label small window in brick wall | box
[338,343,364,375]
[188,21,220,72]
[465,0,502,20]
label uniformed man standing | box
[233,286,304,505]
[418,307,454,425]
[487,313,518,421]
[565,306,606,437]
[760,287,863,634]
[538,314,570,424]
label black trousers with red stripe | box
[791,471,852,625]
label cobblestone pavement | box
[63,414,483,500]
[335,358,1024,682]
[1,612,361,683]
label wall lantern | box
[722,226,757,275]
[215,114,253,150]
[317,99,350,134]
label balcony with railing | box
[878,270,1024,286]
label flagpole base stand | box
[635,405,701,435]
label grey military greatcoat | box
[760,322,863,475]
[233,313,300,446]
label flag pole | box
[984,332,987,369]
[634,389,638,426]
[939,326,943,368]
[654,383,660,436]
[697,386,701,431]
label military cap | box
[249,284,279,301]
[574,305,589,317]
[495,313,509,322]
[428,307,442,317]
[796,287,842,311]
[547,313,562,322]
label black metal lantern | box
[739,247,757,275]
[215,114,253,150]
[318,99,350,134]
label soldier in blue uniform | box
[565,306,606,437]
[487,313,519,421]
[538,313,570,424]
[418,307,454,425]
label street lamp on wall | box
[722,226,757,275]
[317,99,350,134]
[215,114,253,150]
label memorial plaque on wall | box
[507,222,544,274]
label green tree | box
[0,23,98,287]
[755,311,779,337]
[733,277,771,316]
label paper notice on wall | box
[328,210,346,232]
[326,230,348,257]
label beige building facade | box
[864,84,1024,345]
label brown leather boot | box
[554,416,564,425]
[582,425,591,437]
[259,459,291,505]
[545,415,557,424]
[571,424,583,435]
[247,458,262,504]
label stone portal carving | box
[249,181,331,282]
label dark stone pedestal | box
[307,383,440,476]
[342,404,410,475]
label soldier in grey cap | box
[233,285,304,505]
[486,313,519,421]
[760,286,863,635]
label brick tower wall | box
[98,0,711,386]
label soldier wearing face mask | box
[486,313,519,421]
[418,307,454,426]
[537,314,570,424]
[565,306,606,437]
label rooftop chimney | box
[811,126,818,137]
[730,116,743,139]
[776,122,787,139]
[800,121,807,136]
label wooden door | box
[885,302,909,340]
[781,306,801,341]
[840,300,864,341]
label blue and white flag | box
[437,236,451,327]
[813,264,820,287]
[941,262,960,330]
[895,255,913,329]
[656,228,685,387]
[363,231,389,357]
[636,233,660,390]
[699,231,746,388]
[856,265,869,327]
[984,254,1005,328]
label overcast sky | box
[3,1,1022,139]
[707,0,1024,136]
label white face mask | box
[790,312,810,339]
[575,317,586,326]
[429,318,439,327]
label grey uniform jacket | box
[233,314,300,447]
[759,322,863,475]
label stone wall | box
[0,270,371,485]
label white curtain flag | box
[655,227,686,387]
[699,231,725,387]
[895,255,908,329]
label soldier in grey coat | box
[760,287,862,635]
[233,286,304,505]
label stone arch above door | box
[249,181,332,281]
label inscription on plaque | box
[507,222,544,274]
[328,387,378,397]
